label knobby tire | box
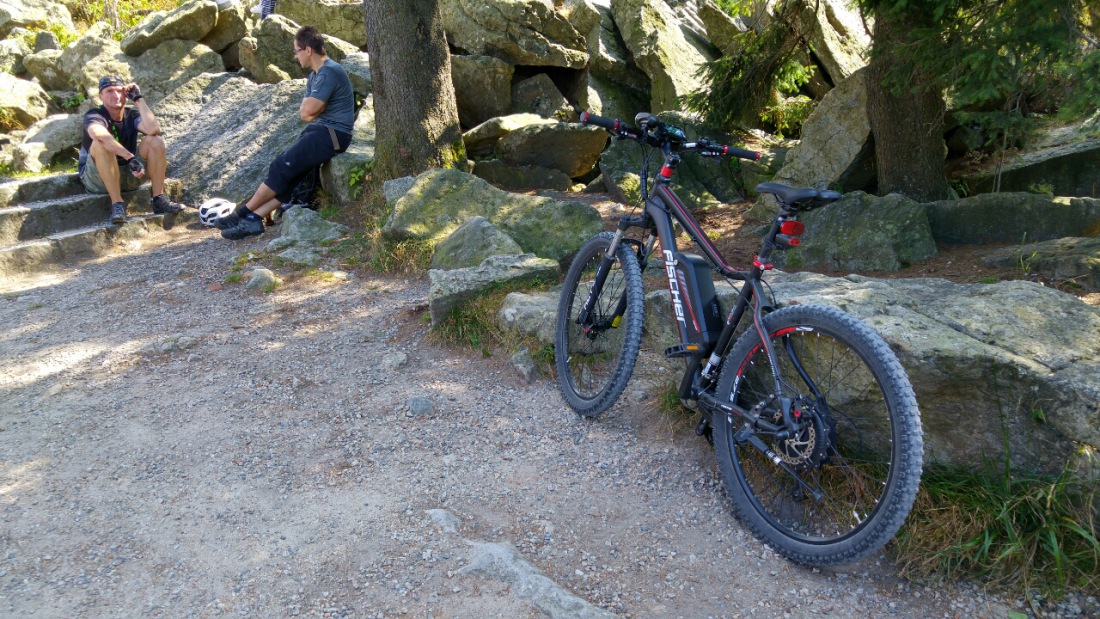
[712,305,923,566]
[555,232,644,417]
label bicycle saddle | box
[755,182,842,209]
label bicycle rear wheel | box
[713,304,923,566]
[555,232,644,417]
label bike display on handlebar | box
[555,111,925,566]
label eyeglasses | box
[293,47,305,55]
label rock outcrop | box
[383,168,603,264]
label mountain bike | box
[555,111,924,566]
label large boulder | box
[599,111,767,208]
[0,34,31,76]
[761,67,871,213]
[320,95,375,206]
[463,113,555,157]
[430,215,524,270]
[276,0,367,48]
[241,22,355,80]
[980,237,1100,292]
[383,168,603,263]
[57,23,134,95]
[788,0,870,83]
[340,52,373,96]
[573,73,648,124]
[698,0,748,57]
[0,74,50,130]
[120,0,220,57]
[451,54,514,128]
[21,48,67,91]
[10,113,82,173]
[428,253,560,325]
[612,0,718,113]
[131,40,225,105]
[157,74,308,204]
[569,0,649,91]
[774,191,938,272]
[964,137,1100,199]
[199,1,249,53]
[494,121,608,178]
[439,0,589,69]
[925,193,1100,245]
[510,73,577,122]
[472,159,572,191]
[238,15,304,84]
[0,0,74,38]
[641,272,1100,477]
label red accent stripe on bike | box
[774,327,797,337]
[657,186,737,272]
[679,276,701,334]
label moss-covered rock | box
[774,191,937,272]
[120,0,219,57]
[979,237,1100,291]
[382,168,602,263]
[430,216,523,270]
[926,193,1100,245]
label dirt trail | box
[0,226,1017,618]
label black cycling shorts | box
[264,124,352,202]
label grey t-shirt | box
[305,57,355,135]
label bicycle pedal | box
[664,344,700,358]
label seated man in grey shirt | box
[217,25,355,240]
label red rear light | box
[780,221,805,235]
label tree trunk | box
[362,0,465,180]
[866,10,953,201]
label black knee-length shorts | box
[265,124,352,202]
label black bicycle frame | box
[586,153,793,426]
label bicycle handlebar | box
[580,110,760,161]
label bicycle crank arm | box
[733,426,824,502]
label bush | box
[60,0,181,36]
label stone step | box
[0,174,85,209]
[0,211,198,276]
[0,187,157,246]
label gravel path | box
[0,226,1037,618]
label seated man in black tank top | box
[79,75,186,225]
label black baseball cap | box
[99,75,126,91]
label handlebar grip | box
[579,110,623,132]
[725,146,761,161]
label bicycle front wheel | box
[713,304,923,566]
[555,232,644,417]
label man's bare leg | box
[138,135,167,198]
[88,141,123,204]
[244,183,278,211]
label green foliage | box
[683,15,811,132]
[346,161,371,201]
[60,0,181,36]
[53,92,87,111]
[759,94,815,138]
[328,184,434,275]
[0,108,23,132]
[860,0,1099,142]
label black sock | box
[235,203,260,221]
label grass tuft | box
[427,280,556,374]
[894,446,1099,597]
